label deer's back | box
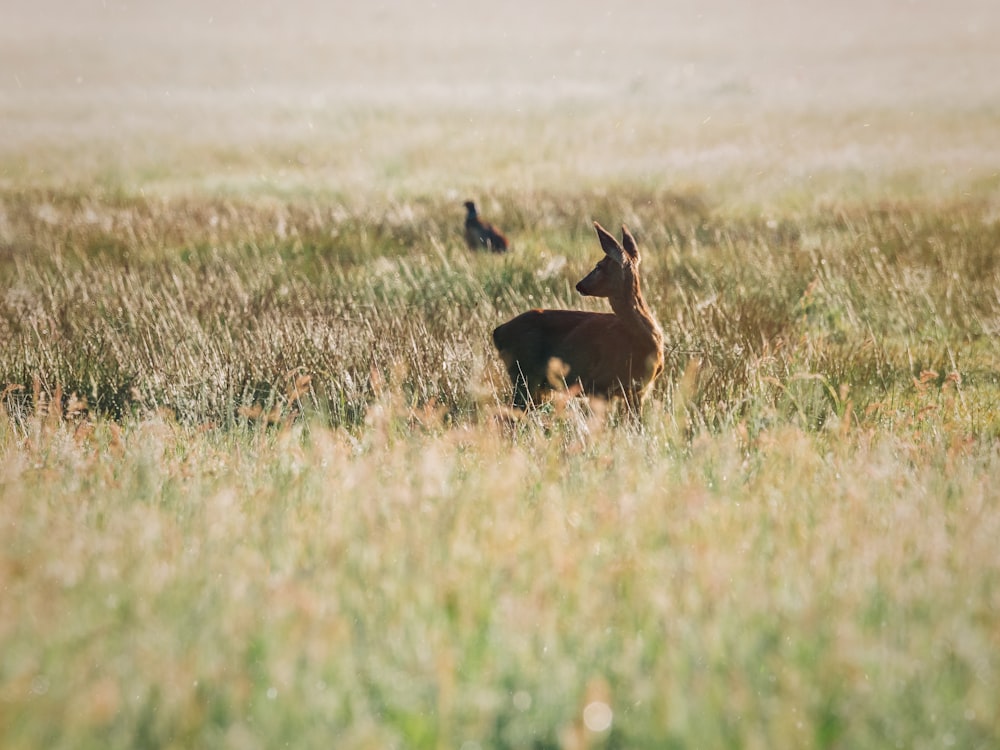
[493,309,608,349]
[493,309,661,398]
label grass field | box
[3,1,1000,748]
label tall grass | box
[3,189,998,431]
[2,187,1000,748]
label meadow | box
[3,1,1000,748]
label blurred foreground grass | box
[2,187,1000,748]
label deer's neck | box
[609,276,663,349]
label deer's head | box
[576,222,640,299]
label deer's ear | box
[594,221,625,266]
[621,225,640,263]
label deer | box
[464,200,509,253]
[492,221,664,413]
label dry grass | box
[2,190,999,430]
[2,189,1000,749]
[3,1,1000,747]
[2,369,999,749]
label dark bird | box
[464,201,509,252]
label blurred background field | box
[2,1,1000,748]
[4,0,999,202]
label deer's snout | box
[576,270,597,296]
[576,280,595,296]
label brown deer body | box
[493,222,664,411]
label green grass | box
[3,2,1000,745]
[2,186,1000,749]
[2,188,998,428]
